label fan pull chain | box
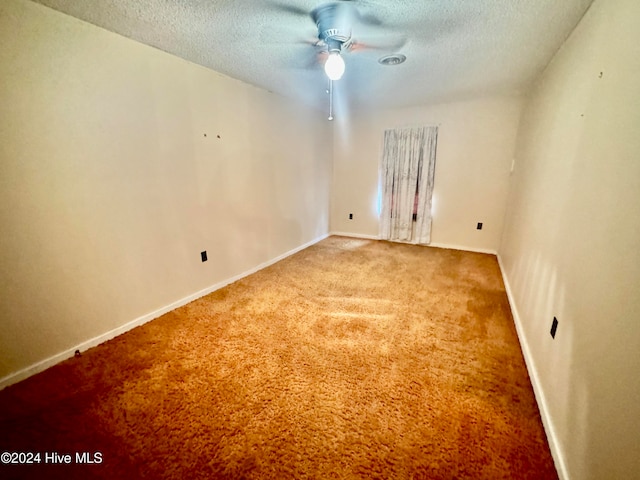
[328,79,334,121]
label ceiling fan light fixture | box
[324,52,345,80]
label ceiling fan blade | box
[279,43,328,71]
[291,52,327,71]
[349,35,407,53]
[266,1,309,17]
[268,37,320,48]
[352,10,382,27]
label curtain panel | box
[379,126,438,245]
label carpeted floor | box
[0,236,557,479]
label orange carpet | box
[0,236,557,479]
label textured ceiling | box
[29,0,594,112]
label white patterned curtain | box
[379,126,438,245]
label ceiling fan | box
[311,1,371,80]
[272,1,406,119]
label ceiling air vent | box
[378,54,407,66]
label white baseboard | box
[330,231,380,240]
[428,242,497,255]
[0,233,329,391]
[329,234,498,256]
[497,254,568,480]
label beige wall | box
[499,0,640,478]
[330,96,523,252]
[3,0,639,476]
[0,0,331,382]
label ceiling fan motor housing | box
[313,4,352,45]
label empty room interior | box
[0,0,639,478]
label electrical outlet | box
[477,222,483,230]
[550,317,558,339]
[201,251,208,262]
[349,213,353,219]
